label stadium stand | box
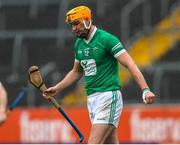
[0,0,179,106]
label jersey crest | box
[80,59,97,76]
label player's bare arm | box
[44,61,83,97]
[117,51,156,104]
[0,83,7,113]
[0,82,8,124]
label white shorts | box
[87,90,123,128]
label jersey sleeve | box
[73,39,80,62]
[107,34,126,58]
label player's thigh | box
[88,124,115,144]
[104,128,119,144]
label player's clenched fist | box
[142,88,156,104]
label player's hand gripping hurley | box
[28,66,84,143]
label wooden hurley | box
[28,65,84,143]
[28,65,60,108]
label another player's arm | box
[44,61,83,97]
[0,83,8,125]
[0,83,8,113]
[117,51,156,104]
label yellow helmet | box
[66,6,92,24]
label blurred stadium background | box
[0,0,180,143]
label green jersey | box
[74,27,126,95]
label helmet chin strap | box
[83,19,92,30]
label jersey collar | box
[83,26,97,44]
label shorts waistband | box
[88,90,120,98]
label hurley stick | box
[28,66,84,143]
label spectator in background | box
[0,82,8,125]
[44,6,156,144]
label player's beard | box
[75,29,90,38]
